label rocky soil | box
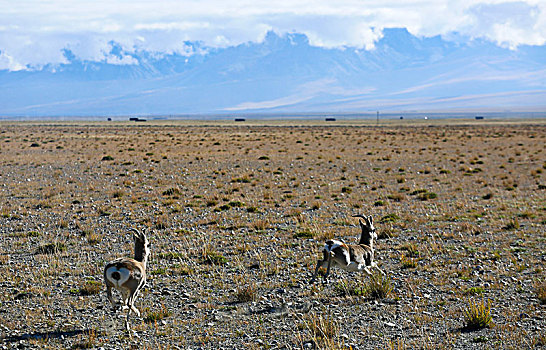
[0,120,544,349]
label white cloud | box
[0,0,545,70]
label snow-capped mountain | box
[1,29,545,117]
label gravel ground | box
[0,121,544,349]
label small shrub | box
[86,233,102,245]
[463,299,492,330]
[334,280,367,297]
[235,283,258,302]
[35,242,67,255]
[101,155,114,161]
[374,200,385,207]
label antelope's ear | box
[367,215,374,225]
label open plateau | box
[0,118,544,349]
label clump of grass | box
[228,200,245,208]
[162,187,181,196]
[202,246,228,265]
[206,198,218,207]
[252,219,269,231]
[373,200,385,207]
[335,273,393,300]
[77,280,102,296]
[101,155,114,161]
[387,193,405,202]
[235,283,258,302]
[155,214,169,229]
[535,280,546,304]
[112,190,125,198]
[380,213,400,223]
[300,311,339,347]
[400,243,420,258]
[35,242,67,255]
[246,206,260,213]
[366,273,394,299]
[463,299,492,330]
[503,218,520,230]
[418,191,437,201]
[72,329,99,349]
[86,232,102,245]
[334,280,367,297]
[400,255,417,269]
[463,287,485,296]
[482,193,493,200]
[231,176,251,183]
[144,304,172,323]
[151,267,168,276]
[294,229,314,238]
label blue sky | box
[1,0,545,71]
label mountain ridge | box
[1,29,545,117]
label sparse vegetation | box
[463,299,493,330]
[0,120,544,349]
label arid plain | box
[0,119,544,349]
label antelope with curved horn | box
[104,228,150,331]
[310,215,384,283]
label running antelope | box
[104,228,150,331]
[310,215,384,283]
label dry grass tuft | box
[463,299,492,330]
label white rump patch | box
[106,266,131,288]
[324,239,344,252]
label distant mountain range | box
[1,29,545,117]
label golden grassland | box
[0,118,544,349]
